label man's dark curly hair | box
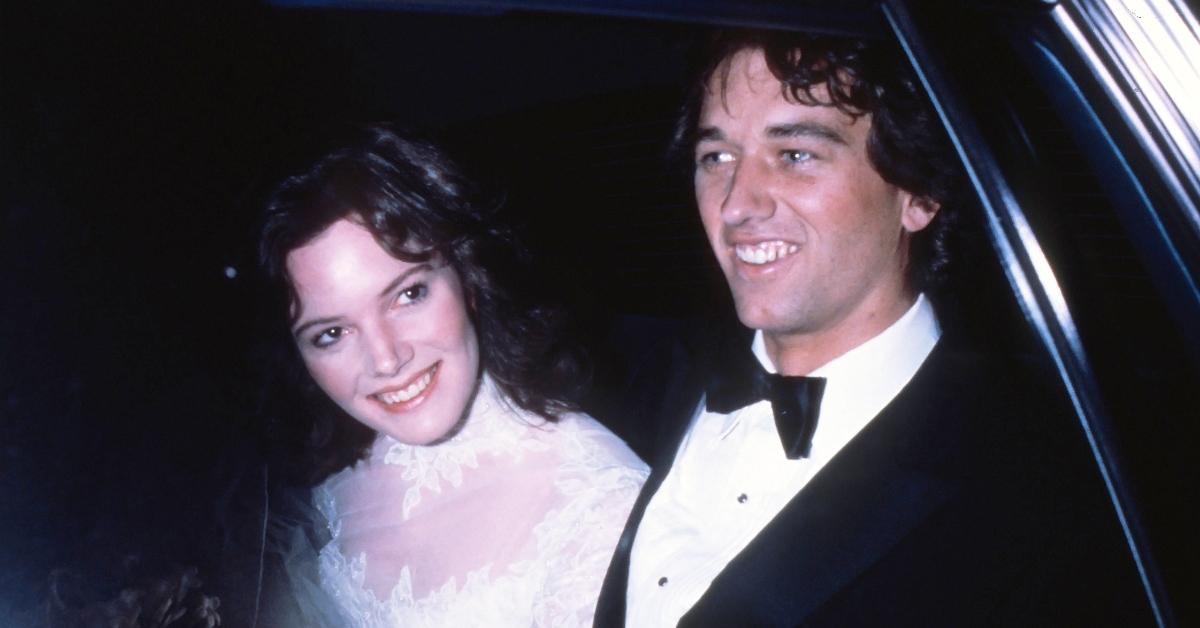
[259,124,587,485]
[673,29,961,292]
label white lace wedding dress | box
[312,377,647,627]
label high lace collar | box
[353,375,553,520]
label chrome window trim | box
[1055,0,1200,262]
[1018,28,1200,358]
[881,2,1172,626]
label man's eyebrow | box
[695,126,725,143]
[291,264,432,340]
[765,122,848,145]
[694,123,847,146]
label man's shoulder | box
[876,330,1076,468]
[587,315,718,460]
[907,329,1062,410]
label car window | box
[893,2,1198,624]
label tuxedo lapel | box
[681,341,965,627]
[594,336,707,628]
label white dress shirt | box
[625,295,941,627]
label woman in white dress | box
[258,125,647,627]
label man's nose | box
[364,325,412,378]
[721,160,773,225]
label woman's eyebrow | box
[291,264,434,339]
[293,315,341,340]
[377,263,432,299]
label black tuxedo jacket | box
[594,331,1151,627]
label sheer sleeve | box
[531,416,648,627]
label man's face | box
[694,48,936,363]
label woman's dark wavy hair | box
[673,29,962,292]
[259,124,587,485]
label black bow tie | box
[706,357,827,460]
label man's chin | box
[733,300,784,332]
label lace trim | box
[317,412,647,628]
[379,394,551,520]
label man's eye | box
[312,327,347,348]
[781,150,814,164]
[697,151,734,168]
[396,283,428,306]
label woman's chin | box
[352,369,481,447]
[363,397,468,446]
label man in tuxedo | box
[594,29,1150,627]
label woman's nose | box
[364,326,412,378]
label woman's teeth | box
[377,368,435,404]
[735,241,799,265]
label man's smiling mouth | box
[734,240,799,265]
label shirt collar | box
[718,294,941,440]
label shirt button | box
[737,493,748,504]
[658,577,669,586]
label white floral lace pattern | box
[378,393,553,521]
[313,378,647,628]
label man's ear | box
[900,193,941,234]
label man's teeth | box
[378,369,435,404]
[735,241,799,265]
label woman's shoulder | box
[546,411,649,476]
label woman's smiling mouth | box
[371,362,439,411]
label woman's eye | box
[396,283,428,306]
[312,327,347,348]
[781,149,814,164]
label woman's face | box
[285,218,480,445]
